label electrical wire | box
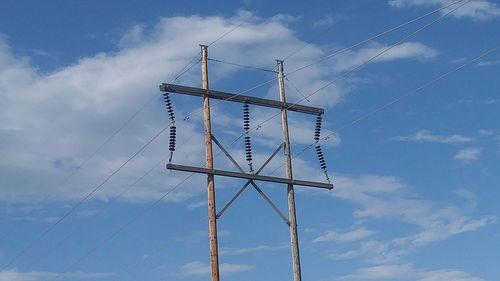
[46,129,246,281]
[0,125,169,271]
[277,42,500,176]
[286,0,468,76]
[218,0,470,156]
[208,58,277,73]
[185,0,468,121]
[45,1,478,276]
[285,76,311,103]
[3,0,473,274]
[277,0,379,66]
[0,18,245,271]
[21,155,168,269]
[50,173,196,281]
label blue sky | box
[1,0,500,280]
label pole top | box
[200,44,209,49]
[276,59,284,64]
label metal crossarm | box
[160,83,324,115]
[166,164,333,189]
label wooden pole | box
[201,45,220,281]
[277,60,302,281]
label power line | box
[46,123,255,281]
[218,0,470,155]
[0,20,245,271]
[43,1,469,270]
[4,0,472,273]
[286,42,500,174]
[50,173,196,281]
[285,76,311,103]
[22,155,169,270]
[43,1,478,277]
[208,22,245,47]
[208,58,277,73]
[278,0,379,65]
[1,125,169,271]
[286,0,467,76]
[196,0,468,118]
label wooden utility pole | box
[277,60,302,281]
[201,45,220,281]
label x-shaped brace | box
[211,135,290,226]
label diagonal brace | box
[212,135,288,225]
[215,142,283,219]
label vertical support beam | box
[202,45,220,281]
[277,60,302,281]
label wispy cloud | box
[392,130,474,144]
[0,11,437,204]
[460,99,500,105]
[175,261,254,277]
[314,173,495,263]
[220,244,287,256]
[332,42,438,73]
[337,263,483,281]
[313,13,347,28]
[477,59,500,66]
[0,269,113,281]
[388,0,500,21]
[313,228,375,243]
[454,147,481,161]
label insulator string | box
[163,92,177,163]
[243,102,254,172]
[314,115,330,183]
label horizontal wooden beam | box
[166,164,333,190]
[160,83,324,116]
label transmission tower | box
[160,45,333,281]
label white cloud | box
[219,244,286,256]
[477,59,500,66]
[454,147,481,161]
[311,173,495,263]
[0,11,439,204]
[338,264,414,280]
[392,130,474,143]
[175,261,254,277]
[313,227,375,243]
[332,42,438,73]
[337,264,484,281]
[478,129,494,136]
[313,13,346,28]
[0,269,112,281]
[388,0,500,21]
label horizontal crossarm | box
[160,83,324,116]
[166,164,333,190]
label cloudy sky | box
[1,0,500,280]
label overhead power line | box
[0,21,245,271]
[3,0,472,274]
[285,42,500,173]
[208,58,277,73]
[195,0,468,118]
[214,0,471,156]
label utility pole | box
[277,60,302,281]
[160,46,332,281]
[201,45,220,281]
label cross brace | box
[160,83,324,116]
[211,135,289,225]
